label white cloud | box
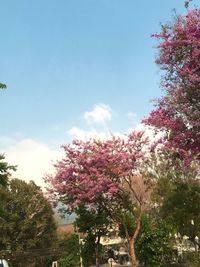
[1,138,62,187]
[68,124,163,147]
[134,124,154,138]
[84,104,112,124]
[133,123,164,142]
[68,127,108,140]
[127,112,137,120]
[0,136,17,151]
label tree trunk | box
[95,233,101,267]
[95,244,100,267]
[128,210,142,267]
[129,238,137,267]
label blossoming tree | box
[45,131,150,267]
[144,5,200,165]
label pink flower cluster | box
[45,131,149,209]
[144,6,200,165]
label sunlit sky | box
[0,0,197,186]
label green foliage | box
[0,154,16,219]
[82,234,97,267]
[58,233,79,267]
[0,178,57,252]
[161,180,200,242]
[58,234,79,259]
[118,212,173,266]
[0,154,16,187]
[81,233,106,267]
[59,254,78,267]
[74,204,110,267]
[113,191,141,238]
[136,215,173,267]
[0,83,6,89]
[75,204,110,235]
[150,153,200,246]
[118,212,136,237]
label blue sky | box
[0,0,197,185]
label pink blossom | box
[144,6,200,165]
[45,131,150,209]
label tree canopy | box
[144,6,200,165]
[0,178,57,252]
[0,154,16,188]
[0,154,16,219]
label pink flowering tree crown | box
[144,5,200,164]
[45,130,150,210]
[151,8,200,86]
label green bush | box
[58,254,78,267]
[136,215,174,267]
